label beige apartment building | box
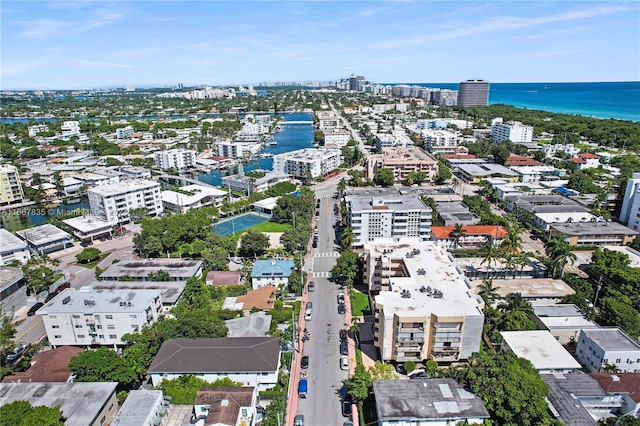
[0,164,24,206]
[364,238,484,364]
[366,146,438,184]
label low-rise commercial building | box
[39,288,161,347]
[63,215,114,243]
[373,379,490,426]
[550,221,638,246]
[272,148,342,179]
[0,382,119,426]
[15,224,72,255]
[346,193,432,248]
[88,179,163,224]
[576,328,640,373]
[501,330,581,373]
[365,238,484,363]
[366,146,438,184]
[148,337,281,391]
[0,228,30,265]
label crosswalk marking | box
[313,252,340,257]
[312,271,333,278]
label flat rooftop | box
[480,278,575,299]
[100,259,203,279]
[0,228,27,253]
[582,328,640,351]
[0,382,117,425]
[38,288,161,314]
[533,304,598,329]
[365,238,483,318]
[87,179,159,196]
[373,378,489,420]
[457,163,520,177]
[90,280,185,305]
[534,212,597,223]
[161,184,226,205]
[112,390,163,426]
[600,246,640,267]
[346,193,429,212]
[15,224,71,245]
[551,221,639,236]
[0,266,23,288]
[501,331,581,371]
[541,372,605,426]
[63,215,113,233]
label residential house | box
[206,271,243,287]
[592,373,640,417]
[572,153,601,170]
[250,260,294,290]
[1,346,83,383]
[112,390,170,426]
[192,387,256,426]
[147,337,281,391]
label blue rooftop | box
[251,260,295,279]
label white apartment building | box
[161,184,227,213]
[543,143,580,158]
[323,129,351,147]
[0,228,31,265]
[620,173,640,231]
[116,125,135,139]
[272,148,342,180]
[0,164,24,206]
[217,141,261,160]
[38,287,162,347]
[315,110,342,130]
[374,133,414,151]
[364,238,484,363]
[154,149,196,170]
[421,128,460,151]
[345,193,432,248]
[576,328,640,373]
[27,124,49,137]
[490,118,533,143]
[61,121,81,136]
[88,179,163,224]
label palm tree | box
[500,223,522,256]
[449,224,466,249]
[498,293,533,315]
[341,226,355,250]
[477,278,501,305]
[552,244,577,278]
[450,177,461,195]
[478,240,500,271]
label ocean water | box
[390,81,640,122]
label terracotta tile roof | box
[571,157,586,164]
[430,225,508,239]
[206,271,243,286]
[578,153,600,159]
[236,285,277,311]
[591,373,640,403]
[195,387,254,425]
[2,346,84,383]
[504,154,544,167]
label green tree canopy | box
[68,347,138,389]
[373,168,395,187]
[0,400,64,426]
[75,248,102,264]
[238,230,271,258]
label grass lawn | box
[230,220,291,243]
[350,290,371,317]
[80,253,111,270]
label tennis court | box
[212,212,269,236]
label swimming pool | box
[212,212,269,236]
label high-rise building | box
[490,118,534,143]
[458,79,489,106]
[0,164,24,206]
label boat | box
[268,140,278,146]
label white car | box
[340,356,349,370]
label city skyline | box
[1,1,639,90]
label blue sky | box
[1,1,639,90]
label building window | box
[49,315,57,319]
[100,415,106,425]
[51,325,59,329]
[77,335,85,338]
[97,325,102,329]
[129,314,137,318]
[99,335,104,339]
[75,324,83,328]
[109,334,117,339]
[107,325,115,329]
[105,315,113,319]
[616,359,621,363]
[54,335,62,339]
[109,403,114,411]
[72,315,81,319]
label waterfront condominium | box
[154,149,196,170]
[272,148,342,180]
[363,238,484,364]
[344,192,432,248]
[620,172,640,231]
[0,164,25,206]
[88,179,163,224]
[457,79,489,106]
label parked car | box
[5,344,27,362]
[337,292,345,303]
[340,341,348,355]
[27,302,44,316]
[301,355,309,369]
[342,399,352,418]
[339,329,348,340]
[409,371,428,379]
[338,304,346,315]
[395,363,407,375]
[340,356,349,370]
[294,414,304,426]
[308,281,315,292]
[305,302,312,311]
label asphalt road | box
[297,182,350,425]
